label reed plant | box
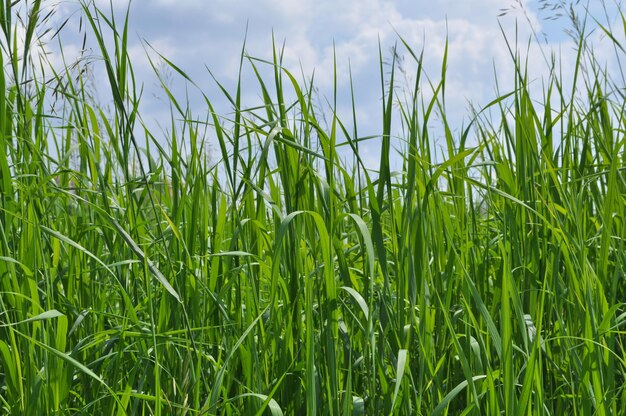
[1,0,625,414]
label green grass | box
[1,0,625,414]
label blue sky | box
[46,0,625,169]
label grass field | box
[1,1,625,414]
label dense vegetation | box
[1,1,625,414]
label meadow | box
[1,1,625,415]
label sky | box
[42,0,625,169]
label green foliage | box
[1,1,625,414]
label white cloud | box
[41,0,623,170]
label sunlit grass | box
[1,0,625,415]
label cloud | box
[42,0,623,170]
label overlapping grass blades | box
[1,0,625,414]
